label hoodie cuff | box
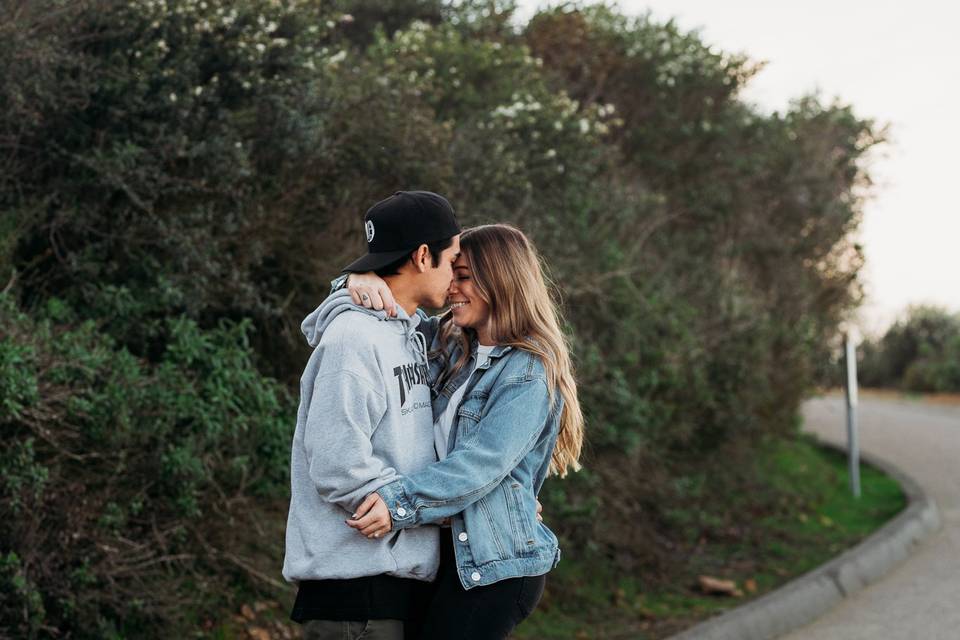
[377,480,416,529]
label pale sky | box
[517,1,960,335]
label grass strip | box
[512,434,906,639]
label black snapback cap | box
[344,191,461,273]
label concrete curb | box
[667,439,941,640]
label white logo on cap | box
[365,220,375,244]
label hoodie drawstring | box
[411,330,428,364]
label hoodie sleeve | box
[302,369,398,513]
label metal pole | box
[844,332,861,498]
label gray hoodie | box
[282,290,439,583]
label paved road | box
[782,394,960,640]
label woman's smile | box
[447,254,492,343]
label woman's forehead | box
[454,254,471,269]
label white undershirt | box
[434,345,495,460]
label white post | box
[844,332,861,498]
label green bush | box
[0,294,294,637]
[861,306,960,392]
[0,0,881,633]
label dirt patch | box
[820,387,960,407]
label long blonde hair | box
[436,224,584,477]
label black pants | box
[414,532,546,640]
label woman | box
[345,224,584,639]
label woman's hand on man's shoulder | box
[347,272,397,317]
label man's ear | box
[411,244,431,273]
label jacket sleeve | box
[377,377,554,528]
[303,369,399,513]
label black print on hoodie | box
[394,361,430,407]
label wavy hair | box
[436,224,583,477]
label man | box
[282,191,461,640]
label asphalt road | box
[782,394,960,640]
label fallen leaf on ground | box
[247,626,271,640]
[240,604,256,620]
[698,575,738,596]
[744,578,758,593]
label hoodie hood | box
[301,290,427,361]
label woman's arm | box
[348,377,556,536]
[347,272,442,344]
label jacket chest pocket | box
[453,393,487,446]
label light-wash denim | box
[377,331,563,589]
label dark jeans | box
[416,533,546,640]
[303,619,404,640]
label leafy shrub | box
[0,0,882,632]
[0,295,294,637]
[861,306,960,392]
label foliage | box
[0,294,294,637]
[859,306,960,392]
[0,0,881,635]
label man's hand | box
[536,498,543,522]
[346,493,393,539]
[347,272,397,317]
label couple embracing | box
[282,191,584,639]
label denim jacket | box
[376,324,563,589]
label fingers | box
[353,494,378,519]
[346,514,390,537]
[359,520,388,536]
[351,286,386,312]
[347,510,379,529]
[377,285,398,317]
[345,272,397,316]
[354,287,378,309]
